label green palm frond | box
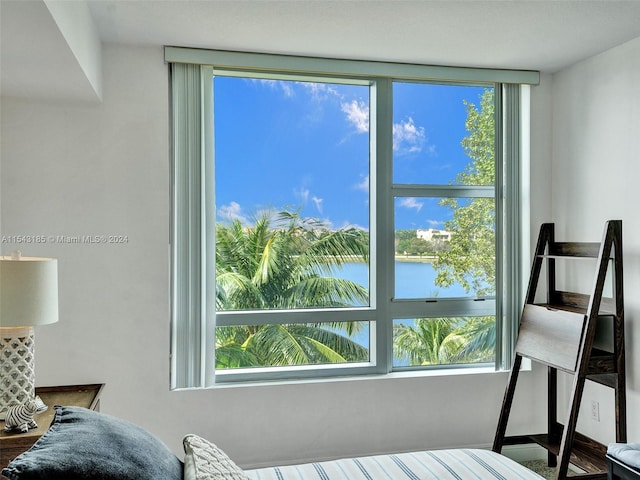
[215,209,370,368]
[393,316,496,366]
[456,316,496,362]
[284,277,368,308]
[215,326,259,368]
[215,343,260,368]
[286,324,369,362]
[393,318,466,366]
[249,324,311,366]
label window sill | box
[174,360,531,391]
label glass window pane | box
[393,82,495,186]
[394,197,495,298]
[214,76,371,312]
[215,322,370,369]
[392,317,495,367]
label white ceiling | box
[3,0,640,102]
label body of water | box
[331,261,472,364]
[337,260,468,299]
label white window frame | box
[167,48,537,388]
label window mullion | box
[390,298,496,319]
[392,185,495,198]
[216,308,377,327]
[203,66,215,387]
[373,77,393,374]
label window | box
[391,82,497,368]
[214,77,373,374]
[168,48,537,387]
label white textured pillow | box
[183,434,250,480]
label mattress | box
[245,448,545,480]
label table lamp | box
[0,251,58,419]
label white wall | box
[1,44,551,467]
[43,0,103,100]
[550,36,640,442]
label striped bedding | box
[245,449,544,480]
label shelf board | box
[586,373,618,388]
[536,297,617,316]
[586,348,616,375]
[545,241,602,258]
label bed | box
[245,448,545,480]
[607,444,640,480]
[1,406,545,480]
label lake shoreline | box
[394,255,436,263]
[332,255,437,263]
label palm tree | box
[216,323,369,368]
[215,210,370,368]
[455,316,495,362]
[393,316,495,366]
[393,318,466,366]
[391,91,498,367]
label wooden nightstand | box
[0,384,105,470]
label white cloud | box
[218,201,249,224]
[399,197,423,211]
[337,220,369,231]
[354,174,369,193]
[295,187,310,204]
[300,82,340,101]
[312,196,323,213]
[393,117,427,155]
[252,79,295,97]
[253,79,373,142]
[253,79,343,102]
[294,187,323,214]
[341,100,369,133]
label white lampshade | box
[0,253,59,419]
[1,254,58,327]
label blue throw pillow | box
[2,405,183,480]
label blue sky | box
[214,76,489,231]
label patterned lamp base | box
[0,327,36,420]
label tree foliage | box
[216,89,500,370]
[433,89,496,296]
[393,318,466,365]
[393,89,497,366]
[393,316,495,366]
[215,210,370,368]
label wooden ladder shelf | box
[493,220,626,480]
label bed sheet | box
[245,448,545,480]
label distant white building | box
[416,228,452,242]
